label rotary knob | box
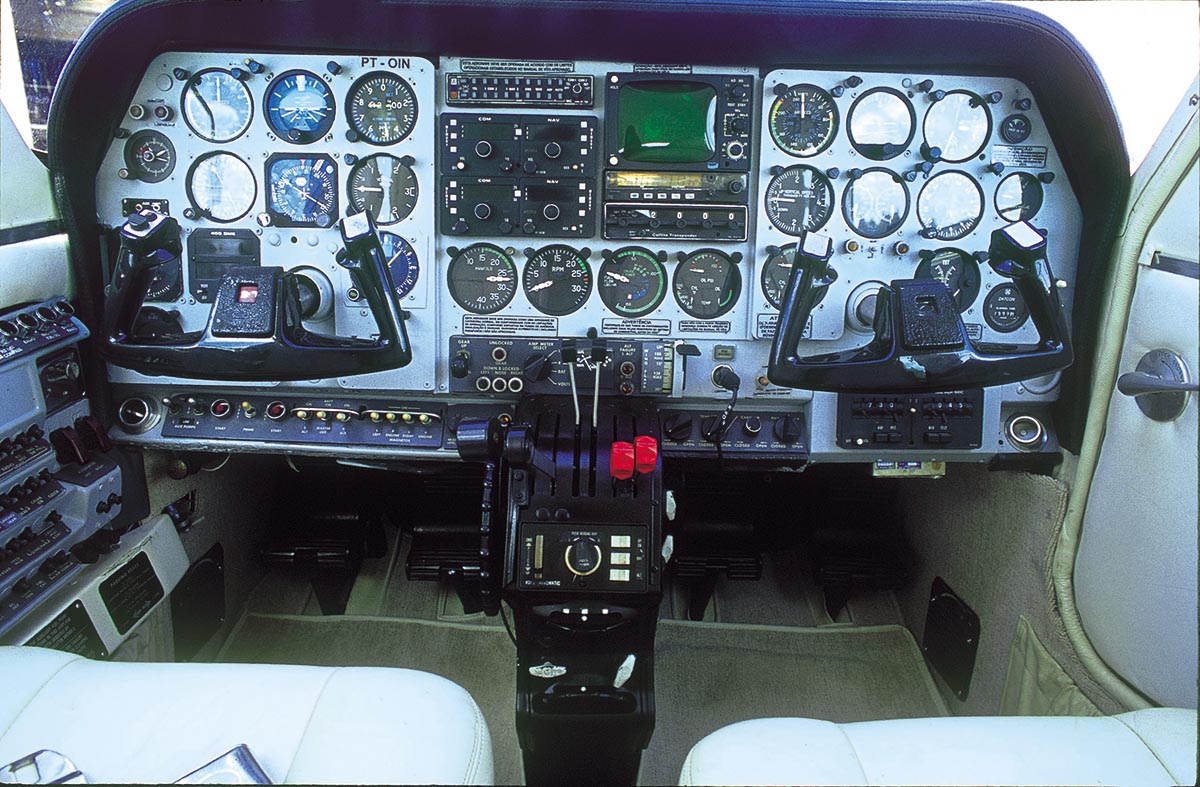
[662,412,694,442]
[544,141,563,159]
[564,538,602,577]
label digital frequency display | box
[616,81,717,164]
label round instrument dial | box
[915,248,981,311]
[347,154,418,225]
[186,152,256,223]
[995,172,1044,222]
[448,244,517,314]
[380,232,420,299]
[768,84,839,158]
[266,155,338,227]
[674,249,741,319]
[523,245,592,317]
[598,247,668,319]
[123,130,176,183]
[181,69,253,143]
[923,90,992,163]
[847,87,915,161]
[984,283,1030,333]
[842,168,909,239]
[264,70,336,144]
[999,113,1033,144]
[764,165,835,235]
[760,245,796,310]
[917,171,984,241]
[347,72,418,145]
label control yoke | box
[102,210,412,380]
[767,221,1073,392]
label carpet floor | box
[218,612,944,785]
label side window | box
[2,0,109,152]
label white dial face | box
[187,152,256,222]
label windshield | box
[1,0,1197,169]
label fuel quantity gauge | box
[915,248,980,311]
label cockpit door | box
[1071,77,1199,709]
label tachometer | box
[760,245,796,310]
[846,87,915,161]
[842,168,909,239]
[266,155,338,227]
[598,247,667,319]
[915,248,980,311]
[123,130,176,183]
[448,244,517,314]
[186,152,256,223]
[674,249,741,319]
[381,232,420,299]
[916,171,984,241]
[347,154,418,226]
[347,72,418,145]
[523,245,592,316]
[764,165,835,235]
[181,69,253,143]
[768,84,838,158]
[922,90,992,163]
[995,172,1044,222]
[265,70,336,144]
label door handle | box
[1117,371,1200,397]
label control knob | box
[450,351,471,379]
[662,413,693,442]
[564,538,602,577]
[773,415,803,445]
[474,140,494,158]
[544,142,562,159]
[473,203,493,221]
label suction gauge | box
[769,84,838,157]
[347,72,418,145]
[265,70,336,144]
[995,172,1044,222]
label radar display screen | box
[616,81,717,164]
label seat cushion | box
[0,646,492,785]
[680,710,1197,786]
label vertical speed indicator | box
[347,72,418,145]
[768,84,839,158]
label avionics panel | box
[94,54,1083,463]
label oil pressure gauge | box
[674,249,741,319]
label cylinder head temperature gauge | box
[915,247,981,312]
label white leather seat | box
[0,646,493,784]
[679,710,1197,786]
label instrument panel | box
[95,53,1083,461]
